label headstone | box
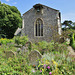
[25,42,32,51]
[26,42,31,45]
[17,46,28,54]
[4,51,16,58]
[22,46,26,51]
[29,50,42,66]
[21,46,28,53]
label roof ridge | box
[23,3,59,15]
[33,3,59,11]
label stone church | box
[15,4,61,42]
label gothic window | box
[35,18,43,36]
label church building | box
[20,4,61,42]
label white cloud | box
[5,0,10,2]
[61,13,75,22]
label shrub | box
[14,36,28,46]
[32,40,67,54]
[38,41,48,50]
[70,33,75,50]
[47,41,55,52]
[0,38,13,45]
[0,37,74,75]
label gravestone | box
[4,51,16,58]
[29,50,42,66]
[17,46,28,54]
[21,46,28,53]
[25,42,32,51]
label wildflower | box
[40,70,42,72]
[52,59,58,67]
[49,72,52,75]
[44,64,46,68]
[32,70,35,73]
[44,64,46,67]
[32,69,35,73]
[47,66,50,69]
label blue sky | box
[1,0,75,22]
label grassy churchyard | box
[0,36,75,75]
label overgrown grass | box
[0,37,75,75]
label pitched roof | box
[33,3,59,11]
[23,3,59,16]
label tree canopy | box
[62,20,75,30]
[61,20,75,40]
[0,1,22,38]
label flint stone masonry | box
[29,50,42,66]
[22,4,61,42]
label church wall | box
[22,5,61,42]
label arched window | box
[35,18,43,36]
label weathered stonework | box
[28,50,42,66]
[22,4,61,42]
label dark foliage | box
[0,1,22,38]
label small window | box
[33,4,43,14]
[36,8,40,12]
[35,18,43,36]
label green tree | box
[62,20,73,30]
[62,20,75,30]
[0,1,22,38]
[72,22,75,29]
